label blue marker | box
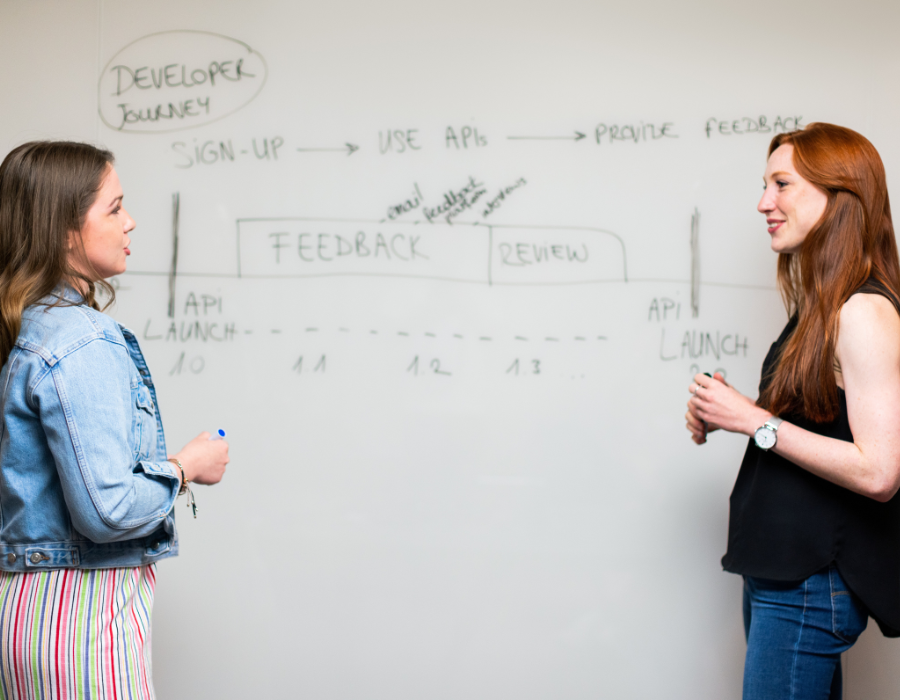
[209,429,226,441]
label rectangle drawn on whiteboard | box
[491,226,627,285]
[236,218,627,285]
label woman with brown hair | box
[686,122,900,699]
[0,141,229,698]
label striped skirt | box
[0,565,156,700]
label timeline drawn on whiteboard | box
[92,27,796,389]
[140,316,611,347]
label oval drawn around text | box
[97,30,268,134]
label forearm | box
[736,403,895,501]
[692,378,900,502]
[770,420,897,501]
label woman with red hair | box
[687,123,900,699]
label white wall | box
[2,1,900,697]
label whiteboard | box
[2,1,900,697]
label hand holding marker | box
[194,430,227,516]
[196,429,226,516]
[693,373,727,441]
[184,429,226,517]
[169,430,229,517]
[187,430,226,517]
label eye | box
[776,180,788,189]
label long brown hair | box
[0,141,116,367]
[759,123,900,422]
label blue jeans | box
[742,566,869,700]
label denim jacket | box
[0,289,180,570]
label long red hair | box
[759,123,900,422]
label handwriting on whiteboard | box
[98,31,268,133]
[235,219,627,285]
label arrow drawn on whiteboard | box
[506,131,586,142]
[296,143,359,155]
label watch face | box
[755,427,776,450]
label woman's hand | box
[685,402,712,445]
[685,372,728,444]
[171,432,229,485]
[686,372,770,444]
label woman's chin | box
[770,240,798,255]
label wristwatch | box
[754,417,784,451]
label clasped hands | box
[685,372,767,445]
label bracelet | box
[167,457,188,495]
[167,458,198,519]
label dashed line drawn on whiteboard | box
[140,318,611,346]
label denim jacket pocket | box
[132,380,156,461]
[829,566,869,643]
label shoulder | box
[837,293,900,366]
[18,303,125,366]
[841,292,900,334]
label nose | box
[122,207,136,234]
[757,186,774,214]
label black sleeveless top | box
[722,289,900,637]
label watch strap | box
[764,417,783,432]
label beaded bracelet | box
[167,457,198,519]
